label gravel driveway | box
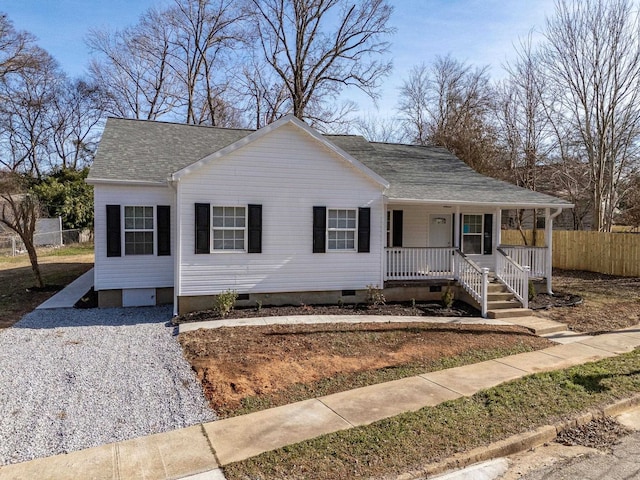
[0,306,215,466]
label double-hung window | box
[462,214,483,254]
[212,206,246,251]
[327,209,356,251]
[124,206,154,255]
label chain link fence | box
[0,229,93,257]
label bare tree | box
[248,0,394,125]
[230,53,291,128]
[50,79,105,170]
[166,0,246,125]
[0,14,39,80]
[540,0,640,231]
[0,48,61,177]
[0,173,43,287]
[617,172,640,228]
[354,113,405,143]
[496,36,554,241]
[398,55,499,174]
[88,8,180,120]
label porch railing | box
[496,248,530,309]
[385,247,456,280]
[499,245,547,278]
[453,249,489,317]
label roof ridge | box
[107,116,255,133]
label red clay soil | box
[179,322,552,416]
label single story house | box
[87,115,573,317]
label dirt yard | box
[0,246,94,328]
[180,322,552,417]
[534,269,640,334]
[179,269,640,417]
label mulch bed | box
[174,300,479,324]
[530,292,583,310]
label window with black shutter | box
[195,203,210,254]
[106,204,121,257]
[157,205,170,256]
[358,207,370,253]
[247,204,262,253]
[312,206,326,253]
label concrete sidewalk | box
[2,322,640,480]
[35,268,93,310]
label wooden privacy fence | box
[500,230,640,277]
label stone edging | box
[395,393,640,480]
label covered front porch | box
[383,202,562,316]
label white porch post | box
[481,267,489,317]
[454,206,460,248]
[545,207,552,294]
[544,208,562,295]
[495,207,502,248]
[173,179,182,316]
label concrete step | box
[487,308,534,319]
[487,283,509,293]
[503,315,568,335]
[487,300,522,310]
[487,292,515,302]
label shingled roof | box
[89,117,572,208]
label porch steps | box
[486,308,534,319]
[485,281,524,315]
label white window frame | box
[327,208,357,252]
[123,205,155,256]
[212,206,247,252]
[462,213,483,255]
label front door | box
[429,214,452,247]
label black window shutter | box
[195,203,210,254]
[392,210,403,247]
[106,204,121,257]
[247,204,262,253]
[313,206,326,253]
[157,205,170,256]
[358,207,371,253]
[483,213,493,255]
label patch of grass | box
[223,349,640,480]
[224,344,542,418]
[0,244,94,328]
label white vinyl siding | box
[178,122,384,296]
[94,185,174,291]
[327,209,356,251]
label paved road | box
[517,432,640,480]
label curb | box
[395,393,640,480]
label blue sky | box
[1,0,556,116]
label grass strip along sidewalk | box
[223,348,640,480]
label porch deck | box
[384,246,550,317]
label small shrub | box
[256,300,262,313]
[442,286,454,309]
[214,289,238,317]
[366,284,385,307]
[411,298,416,309]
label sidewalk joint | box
[200,423,222,468]
[317,399,356,428]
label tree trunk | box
[24,241,44,288]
